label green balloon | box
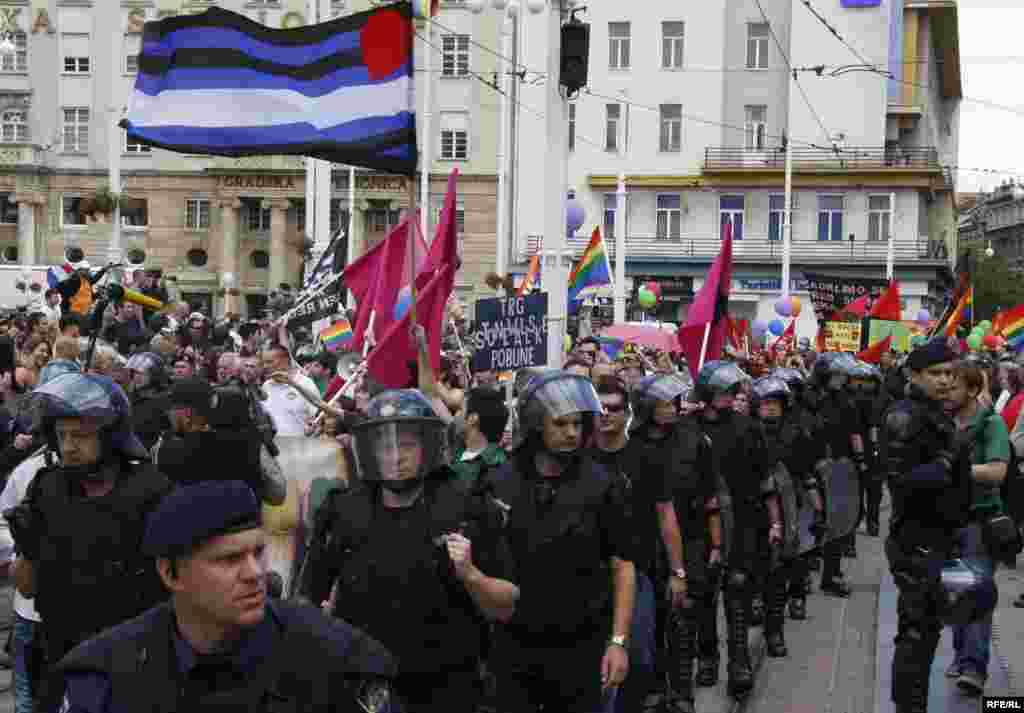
[638,288,656,310]
[911,335,926,347]
[967,333,983,350]
[979,320,992,330]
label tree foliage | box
[964,248,1024,322]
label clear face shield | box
[352,419,447,490]
[516,373,602,450]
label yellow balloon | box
[790,296,802,317]
[564,334,572,352]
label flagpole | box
[407,179,418,327]
[346,165,356,307]
[698,322,712,372]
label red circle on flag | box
[361,9,412,81]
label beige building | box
[0,0,505,317]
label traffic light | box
[560,19,589,96]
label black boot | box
[696,590,720,687]
[764,572,788,658]
[725,595,754,699]
[788,597,807,620]
[696,657,719,687]
[663,610,698,713]
[750,594,765,627]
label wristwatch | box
[673,567,688,581]
[608,634,628,649]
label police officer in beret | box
[56,480,399,713]
[152,377,286,506]
[5,372,173,712]
[880,338,973,713]
[298,389,518,713]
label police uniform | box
[880,339,973,713]
[56,480,399,713]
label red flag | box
[350,217,412,351]
[367,263,457,388]
[678,225,734,379]
[857,335,893,364]
[869,280,902,321]
[725,314,740,350]
[781,318,795,345]
[424,169,462,274]
[341,233,390,305]
[843,295,870,318]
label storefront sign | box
[802,272,889,319]
[218,175,297,189]
[822,321,862,352]
[631,275,693,298]
[471,294,548,372]
[332,174,408,192]
[735,278,810,292]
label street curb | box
[729,627,768,713]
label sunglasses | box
[601,403,626,414]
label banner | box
[868,319,931,353]
[286,290,342,331]
[822,321,862,352]
[471,293,548,372]
[802,272,890,319]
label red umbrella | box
[601,323,681,353]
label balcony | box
[704,146,942,173]
[0,143,44,168]
[561,233,946,266]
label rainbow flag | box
[1000,304,1024,351]
[942,285,973,338]
[516,255,541,296]
[568,227,613,305]
[319,319,353,352]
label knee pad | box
[725,570,750,596]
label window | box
[440,112,469,160]
[295,201,306,232]
[568,103,576,152]
[720,195,745,240]
[659,104,682,152]
[124,133,151,154]
[431,200,465,236]
[186,250,208,268]
[868,194,892,242]
[768,194,786,241]
[744,105,767,150]
[120,198,148,227]
[1,110,27,143]
[817,195,844,242]
[604,194,616,240]
[605,104,621,152]
[0,195,16,224]
[62,107,89,152]
[62,197,86,226]
[441,34,470,77]
[242,198,271,232]
[0,33,27,73]
[250,250,270,269]
[185,198,210,229]
[662,22,684,69]
[124,34,140,74]
[368,209,400,232]
[330,199,350,234]
[608,22,630,69]
[656,195,682,240]
[62,33,91,74]
[746,23,769,69]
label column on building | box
[218,198,242,317]
[13,193,38,265]
[267,198,291,290]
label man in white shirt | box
[37,289,61,323]
[261,342,318,438]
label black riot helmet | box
[630,373,691,432]
[515,370,602,460]
[751,376,791,411]
[694,360,750,404]
[771,367,806,397]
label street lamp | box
[985,240,995,259]
[566,189,584,237]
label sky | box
[956,0,1024,193]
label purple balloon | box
[916,308,930,324]
[566,191,585,236]
[769,319,785,336]
[775,297,792,317]
[394,286,413,321]
[752,319,769,337]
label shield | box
[816,457,861,545]
[773,462,816,559]
[716,474,734,564]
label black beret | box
[143,480,261,558]
[906,337,961,372]
[168,377,215,416]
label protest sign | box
[471,293,548,372]
[802,272,889,319]
[823,321,862,352]
[286,290,342,331]
[868,319,930,353]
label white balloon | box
[492,0,509,9]
[506,0,520,15]
[526,0,546,14]
[466,0,486,13]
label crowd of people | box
[0,260,1015,713]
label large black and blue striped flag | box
[121,2,417,175]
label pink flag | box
[677,223,734,380]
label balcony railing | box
[704,146,942,172]
[560,233,946,265]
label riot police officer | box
[6,372,173,711]
[881,338,973,713]
[123,351,171,452]
[849,361,888,538]
[299,389,518,713]
[484,370,635,713]
[694,361,782,700]
[56,480,399,713]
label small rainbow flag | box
[1000,304,1024,351]
[942,285,973,338]
[568,227,613,305]
[319,319,353,352]
[517,255,541,296]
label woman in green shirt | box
[945,360,1009,695]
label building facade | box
[0,0,505,316]
[514,0,961,339]
[958,181,1024,270]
